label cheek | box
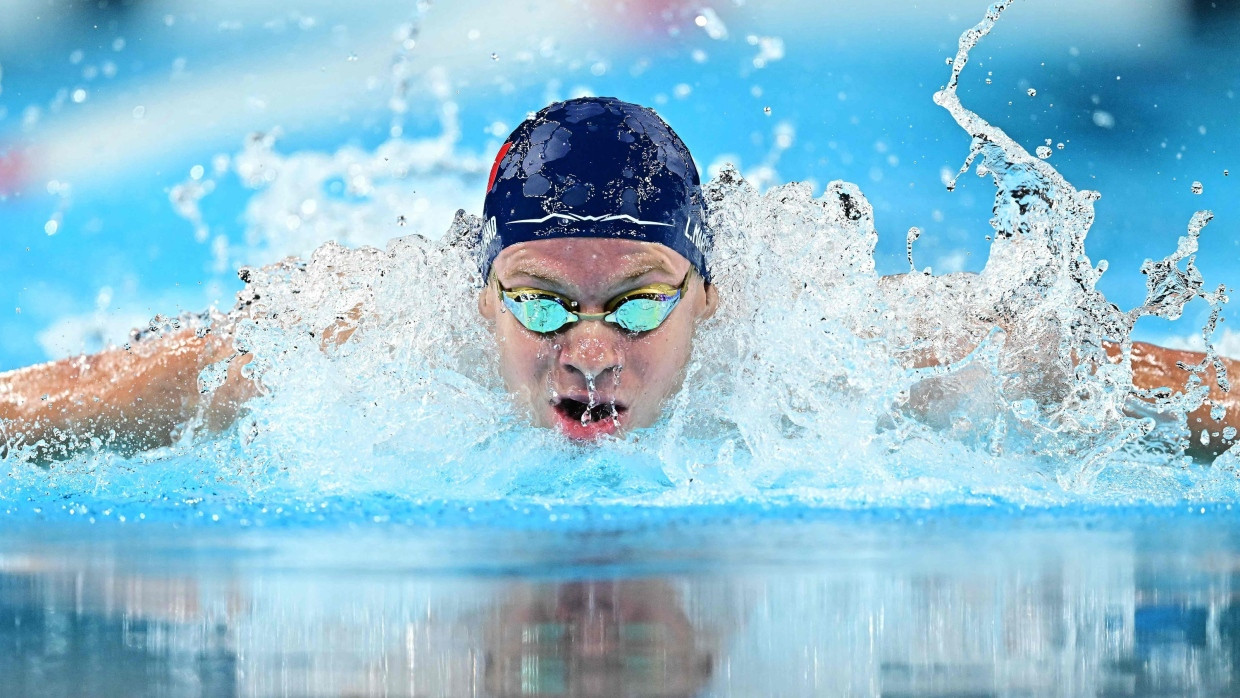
[494,323,553,385]
[627,320,695,386]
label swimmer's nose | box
[558,322,623,381]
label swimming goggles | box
[496,272,690,334]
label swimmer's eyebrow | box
[608,262,689,293]
[614,263,664,281]
[504,261,674,290]
[503,267,571,291]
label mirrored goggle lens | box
[609,296,679,332]
[504,295,575,333]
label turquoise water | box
[4,508,1240,696]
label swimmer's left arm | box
[1113,341,1240,459]
[878,273,1240,459]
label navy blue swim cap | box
[480,97,711,282]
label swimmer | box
[1,97,1237,461]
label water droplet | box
[905,226,922,273]
[694,8,728,40]
[71,88,87,103]
[945,57,954,65]
[397,215,407,226]
[763,106,771,115]
[490,52,498,61]
[984,78,992,84]
[1036,145,1052,159]
[1191,181,1203,195]
[1225,170,1230,177]
[1056,142,1065,150]
[347,53,358,62]
[1026,88,1037,97]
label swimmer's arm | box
[0,330,254,462]
[0,301,367,463]
[1112,341,1240,459]
[877,273,1240,458]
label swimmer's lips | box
[552,395,626,439]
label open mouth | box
[555,397,623,423]
[551,396,626,439]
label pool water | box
[3,507,1240,696]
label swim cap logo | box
[509,212,672,227]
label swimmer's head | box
[477,98,718,440]
[480,96,711,282]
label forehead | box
[493,238,689,286]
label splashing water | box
[4,1,1238,518]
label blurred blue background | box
[1,0,1237,371]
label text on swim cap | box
[683,219,709,253]
[480,217,498,257]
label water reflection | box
[1,521,1239,696]
[483,580,716,697]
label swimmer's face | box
[480,238,717,440]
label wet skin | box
[479,238,719,441]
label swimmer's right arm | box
[0,298,369,463]
[0,328,255,463]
